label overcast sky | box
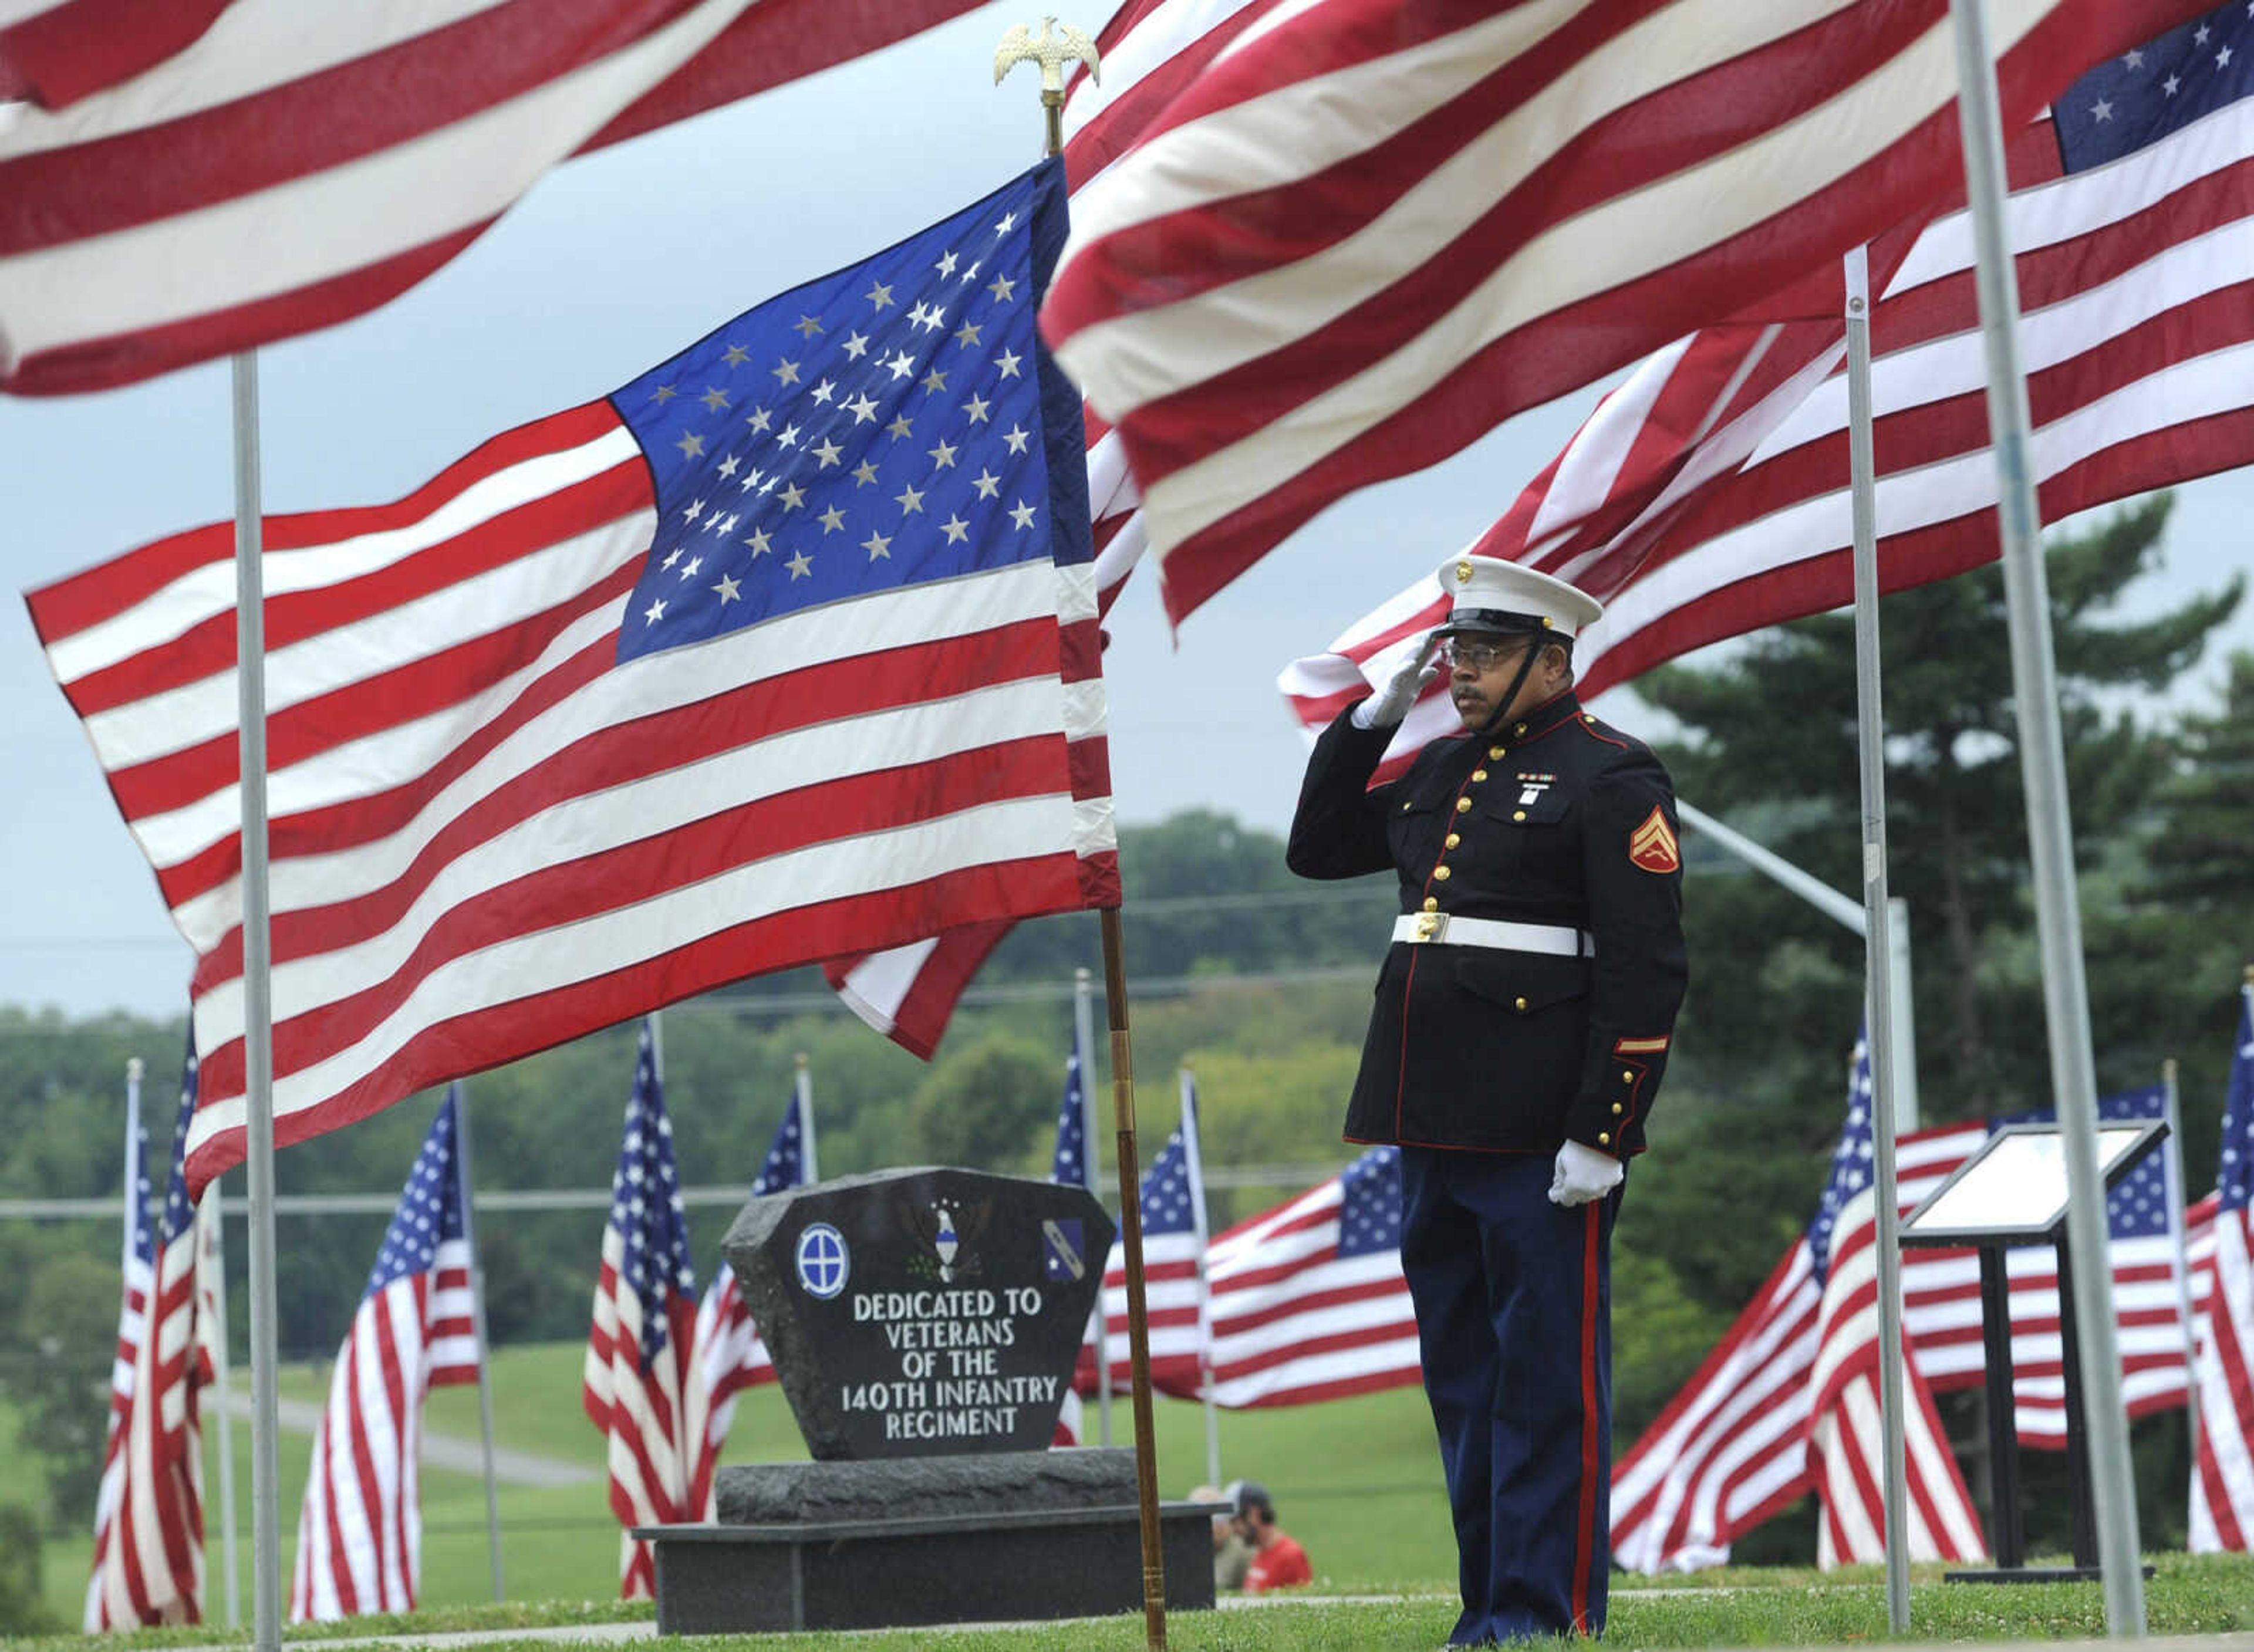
[4,4,2249,1021]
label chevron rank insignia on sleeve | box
[1629,806,1681,874]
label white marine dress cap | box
[1434,553,1604,640]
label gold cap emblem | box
[1455,560,1474,583]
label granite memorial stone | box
[639,1165,1217,1634]
[720,1165,1113,1459]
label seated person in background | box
[1192,1482,1253,1592]
[1233,1481,1312,1593]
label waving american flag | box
[0,1,983,394]
[582,1022,706,1601]
[28,156,1113,1198]
[1084,1069,1213,1397]
[85,1038,213,1629]
[1613,1035,2198,1572]
[289,1089,479,1621]
[1200,1146,1420,1411]
[1283,0,2254,748]
[83,1060,151,1631]
[2191,979,2254,1551]
[1044,0,2211,626]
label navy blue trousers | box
[1400,1148,1618,1644]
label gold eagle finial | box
[994,16,1101,96]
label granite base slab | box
[635,1450,1223,1635]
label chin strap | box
[1477,643,1547,739]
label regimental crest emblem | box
[898,1191,993,1283]
[1629,806,1681,874]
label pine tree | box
[1639,494,2242,1123]
[2142,650,2254,916]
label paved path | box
[213,1391,598,1489]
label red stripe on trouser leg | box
[1573,1201,1601,1635]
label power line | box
[0,1160,1358,1223]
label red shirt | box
[1243,1534,1312,1592]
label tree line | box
[1,496,2246,1576]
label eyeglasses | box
[1442,638,1526,673]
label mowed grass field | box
[28,1339,1459,1627]
[25,1345,2254,1648]
[16,1556,2254,1650]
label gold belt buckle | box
[1413,911,1448,944]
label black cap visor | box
[1437,608,1550,640]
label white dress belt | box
[1391,913,1595,957]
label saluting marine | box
[1288,555,1687,1646]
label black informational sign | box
[722,1167,1115,1461]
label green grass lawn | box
[27,1340,2254,1649]
[32,1340,1457,1628]
[13,1553,2254,1651]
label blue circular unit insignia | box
[795,1222,849,1299]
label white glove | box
[1351,632,1442,729]
[1548,1140,1624,1207]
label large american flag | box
[1040,0,2206,627]
[582,1021,707,1601]
[687,1068,811,1512]
[0,0,982,395]
[1200,1145,1419,1410]
[1084,1069,1212,1397]
[83,1061,151,1632]
[288,1087,479,1623]
[1613,1039,2193,1572]
[2191,981,2254,1551]
[85,1041,211,1629]
[27,156,1115,1199]
[1282,0,2254,739]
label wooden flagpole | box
[994,23,1164,1646]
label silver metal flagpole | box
[1675,799,1866,931]
[1843,244,1911,1634]
[449,1082,507,1602]
[794,1054,819,1183]
[1177,1067,1222,1489]
[230,349,285,1652]
[199,1183,241,1626]
[123,1059,144,1261]
[1887,899,1921,1133]
[1075,967,1115,1447]
[1944,0,2145,1630]
[1665,806,1922,1132]
[2161,1058,2198,1479]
